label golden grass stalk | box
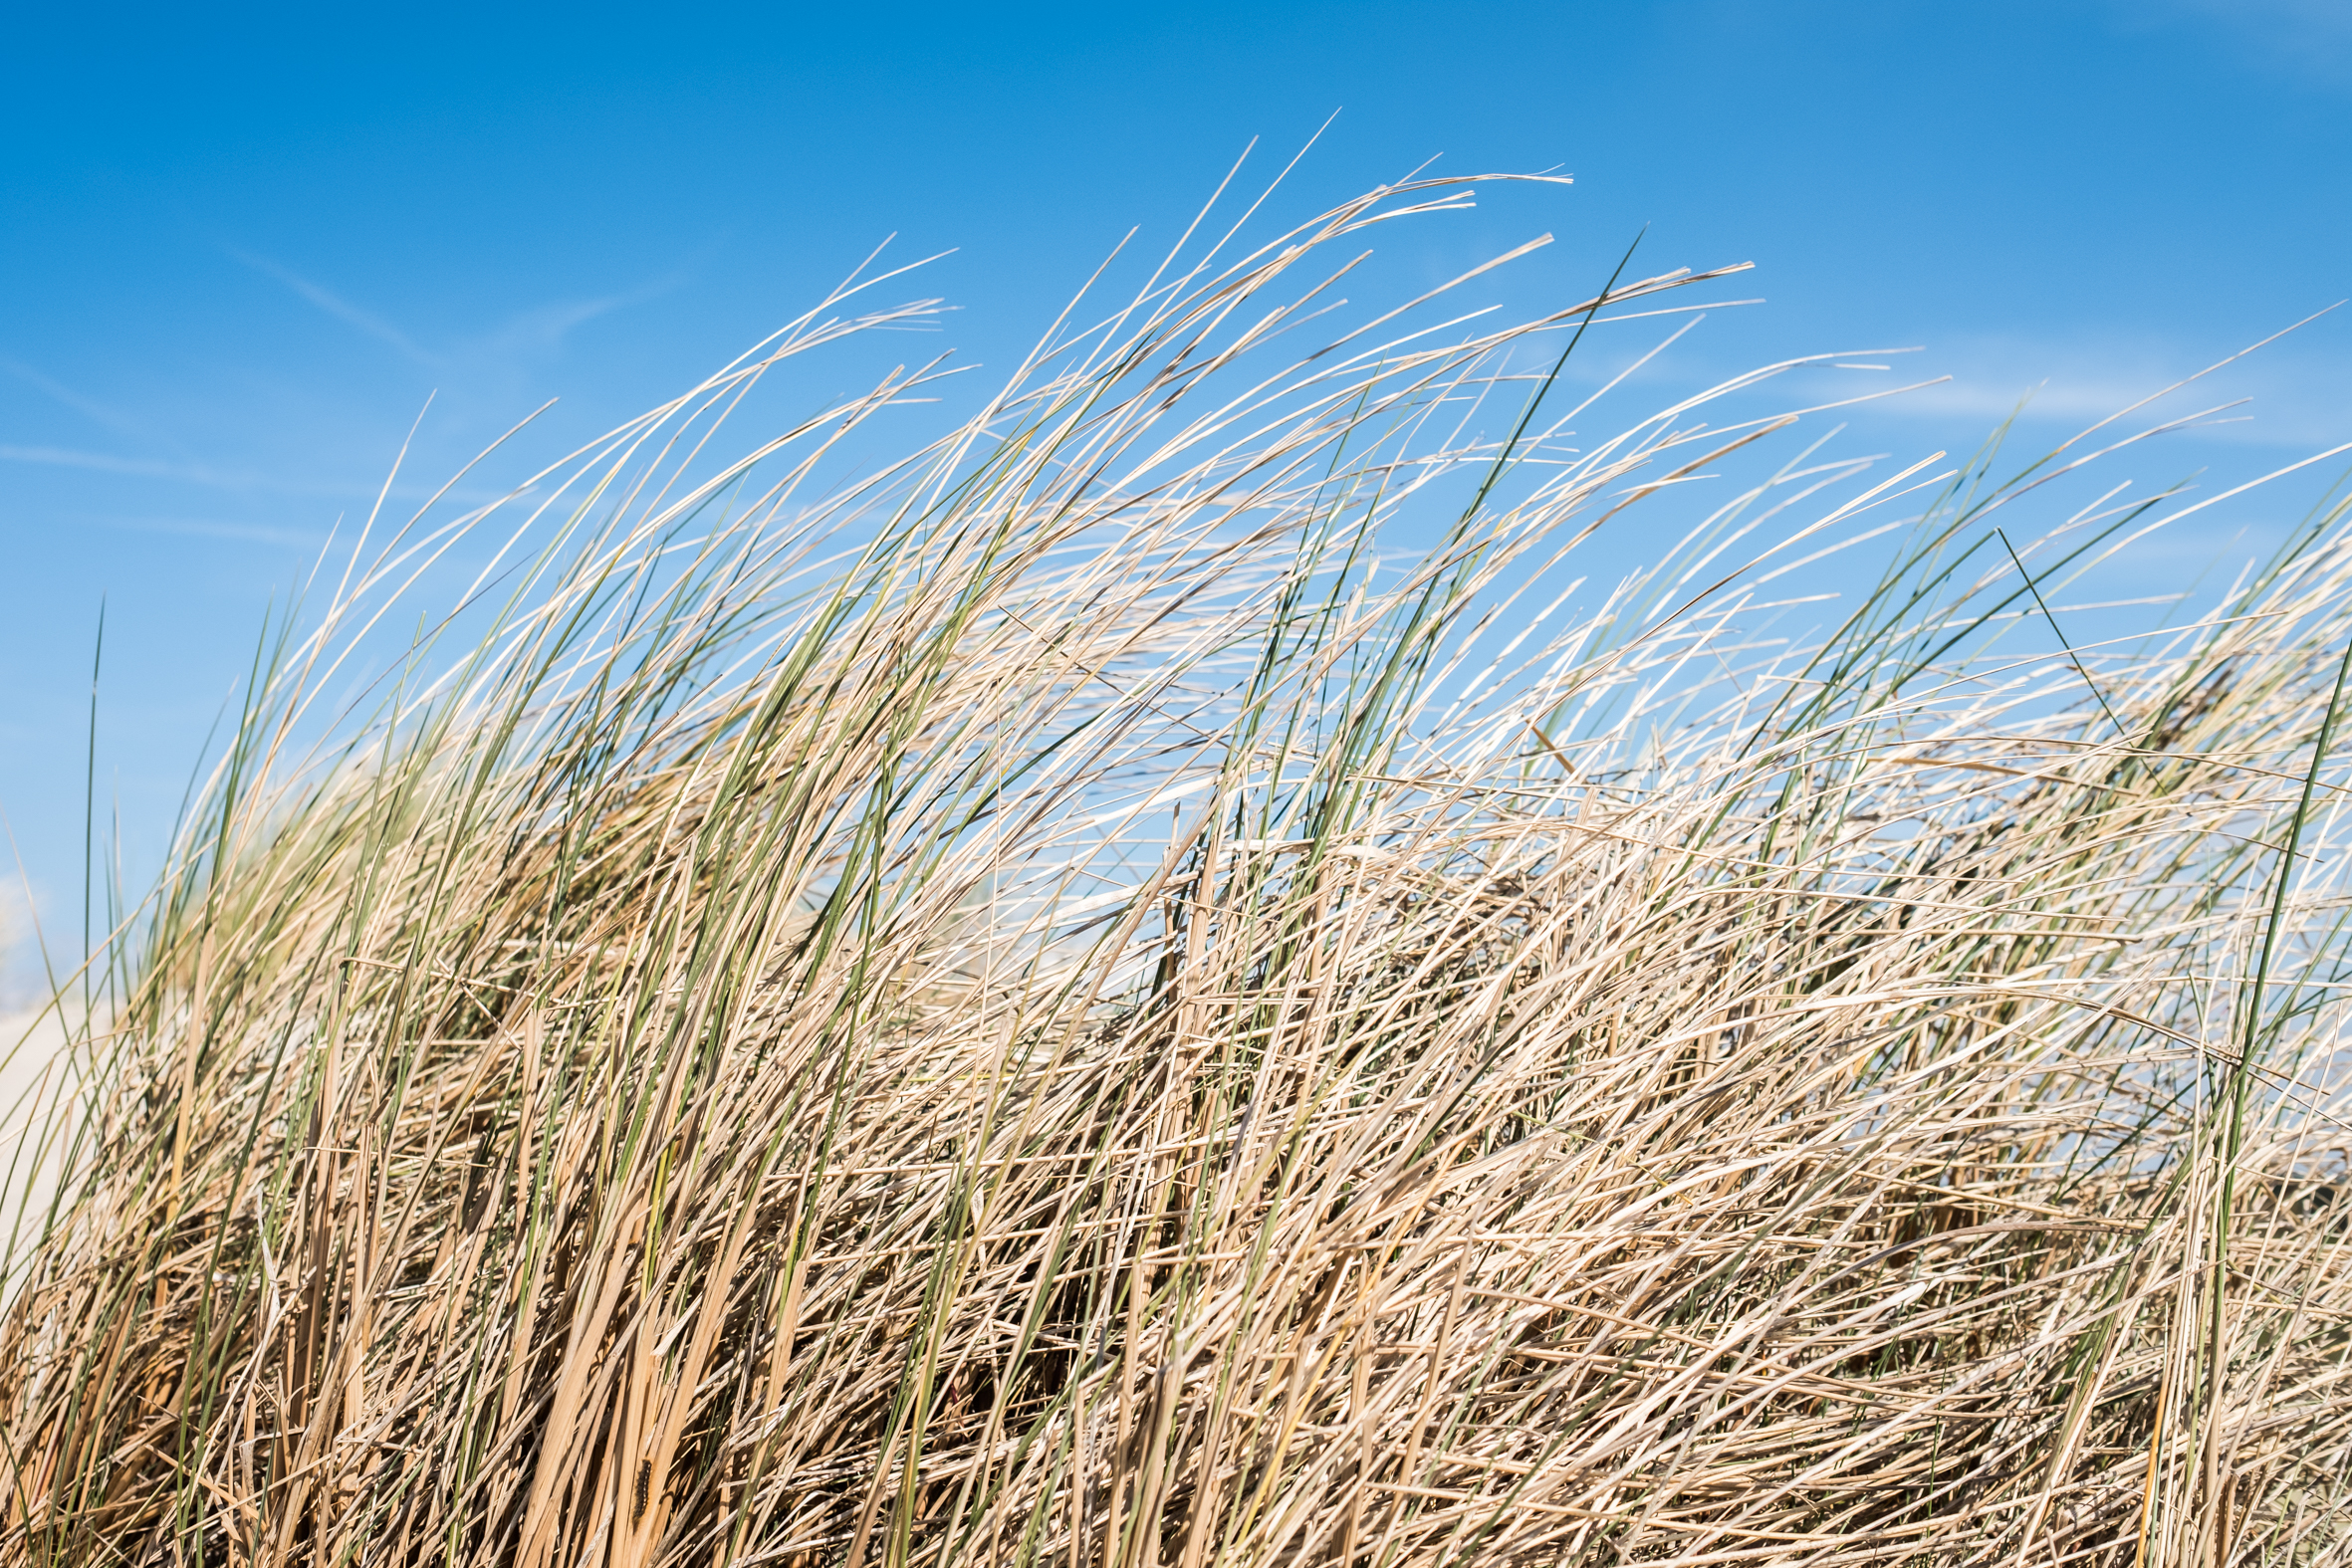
[5,174,2352,1567]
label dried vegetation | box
[5,174,2352,1567]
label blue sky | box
[4,0,2350,984]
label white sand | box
[0,1002,79,1305]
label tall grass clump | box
[5,172,2352,1568]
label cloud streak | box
[226,248,442,366]
[477,261,693,358]
[0,356,161,447]
[2116,0,2352,84]
[0,442,347,494]
[101,516,330,549]
[0,444,503,506]
[223,245,693,377]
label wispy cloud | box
[11,248,702,522]
[473,258,694,361]
[100,516,329,550]
[0,442,339,494]
[1551,320,2350,456]
[2114,0,2352,84]
[485,296,626,355]
[484,281,665,356]
[2157,0,2352,36]
[0,356,163,447]
[226,248,442,366]
[1880,374,2220,430]
[1815,328,2352,452]
[0,442,516,508]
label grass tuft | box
[6,175,2352,1567]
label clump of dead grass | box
[5,173,2352,1568]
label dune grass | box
[5,174,2352,1567]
